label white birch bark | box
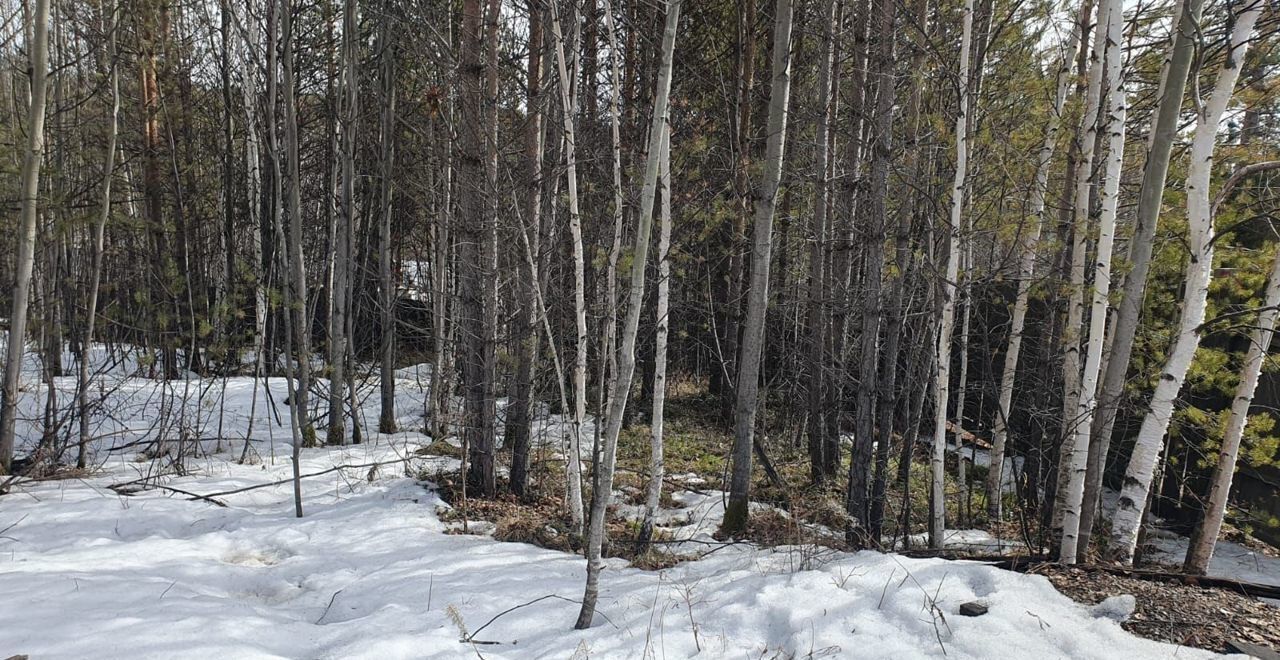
[1084,0,1205,537]
[549,1,586,531]
[1060,0,1125,563]
[576,0,680,628]
[599,0,625,423]
[1186,217,1280,573]
[640,123,672,547]
[930,0,973,548]
[1109,1,1262,563]
[1052,0,1112,538]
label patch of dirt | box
[1039,565,1280,654]
[430,472,682,569]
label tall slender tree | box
[1109,0,1264,564]
[0,0,52,474]
[723,0,793,537]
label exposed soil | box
[1039,564,1280,655]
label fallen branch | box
[463,594,581,645]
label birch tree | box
[639,122,672,549]
[1059,0,1125,563]
[1109,0,1263,563]
[930,0,973,549]
[0,0,51,473]
[1052,0,1112,540]
[576,0,680,628]
[1082,0,1205,540]
[549,0,586,530]
[327,0,358,446]
[377,8,398,435]
[722,0,793,537]
[1186,181,1280,574]
[985,22,1080,520]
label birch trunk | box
[549,0,586,530]
[986,26,1079,520]
[1060,0,1125,563]
[1051,0,1111,539]
[241,1,267,462]
[1109,1,1261,564]
[930,0,973,549]
[576,0,680,628]
[598,0,625,427]
[377,12,398,435]
[327,0,358,446]
[1083,0,1205,537]
[0,0,50,473]
[639,123,672,549]
[1185,169,1280,575]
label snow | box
[1091,595,1137,622]
[0,350,1233,658]
[1144,528,1280,589]
[0,452,1220,659]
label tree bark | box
[1081,0,1206,544]
[639,122,672,549]
[1109,1,1262,564]
[1060,0,1125,563]
[806,0,836,486]
[1185,166,1280,575]
[849,0,896,544]
[506,0,545,497]
[722,0,793,537]
[576,0,679,628]
[377,8,399,435]
[549,0,587,529]
[930,0,973,549]
[0,0,51,473]
[985,23,1079,521]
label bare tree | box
[549,0,586,529]
[1080,0,1206,546]
[1109,0,1263,564]
[377,6,398,435]
[77,0,120,470]
[639,121,672,549]
[0,0,52,473]
[930,0,973,549]
[1185,164,1280,574]
[576,0,680,628]
[1060,0,1125,563]
[722,0,793,537]
[328,0,358,446]
[985,17,1080,520]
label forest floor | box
[0,350,1275,658]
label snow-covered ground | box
[1,443,1220,659]
[0,344,1250,657]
